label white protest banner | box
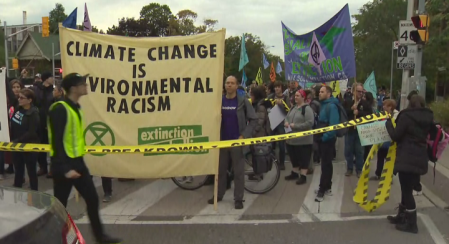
[357,120,391,146]
[0,68,10,142]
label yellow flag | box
[255,67,263,85]
[329,80,340,97]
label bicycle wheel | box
[171,175,210,191]
[244,154,281,194]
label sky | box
[1,0,369,58]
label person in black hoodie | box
[385,95,434,234]
[31,71,54,176]
[10,88,40,191]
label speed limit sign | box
[399,20,415,45]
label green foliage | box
[430,99,449,129]
[353,0,449,100]
[224,34,284,85]
[76,25,99,33]
[352,0,407,92]
[49,3,68,34]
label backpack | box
[325,102,349,137]
[301,104,317,129]
[251,143,273,174]
[427,123,449,163]
[308,100,320,129]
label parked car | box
[0,186,85,244]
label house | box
[15,32,61,83]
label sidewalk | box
[420,149,449,209]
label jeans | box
[319,138,336,192]
[13,152,38,191]
[344,131,364,172]
[102,177,112,195]
[398,172,420,210]
[271,125,286,165]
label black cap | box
[41,71,52,82]
[61,73,89,92]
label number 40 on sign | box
[399,20,415,45]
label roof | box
[16,32,61,61]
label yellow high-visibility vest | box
[48,101,85,158]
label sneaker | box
[103,194,112,203]
[345,170,353,176]
[356,171,361,178]
[413,191,423,196]
[235,200,244,209]
[315,191,325,202]
[207,196,223,204]
[314,189,333,196]
[96,234,122,244]
[296,175,306,185]
[284,171,299,181]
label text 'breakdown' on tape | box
[353,118,397,213]
[0,112,389,154]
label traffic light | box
[410,15,430,44]
[42,17,49,37]
[12,58,19,70]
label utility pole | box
[400,0,415,110]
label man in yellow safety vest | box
[48,73,122,244]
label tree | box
[423,0,449,98]
[76,25,99,33]
[49,3,68,34]
[224,34,284,85]
[107,17,146,37]
[352,0,407,92]
[176,10,197,35]
[139,3,173,37]
[197,19,219,33]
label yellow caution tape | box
[353,117,396,212]
[0,112,389,154]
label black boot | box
[395,209,418,234]
[284,171,299,180]
[387,204,406,224]
[296,175,307,185]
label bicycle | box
[171,151,281,194]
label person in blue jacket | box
[315,86,340,202]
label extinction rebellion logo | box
[138,125,209,156]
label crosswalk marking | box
[319,162,345,214]
[188,184,260,223]
[76,179,177,224]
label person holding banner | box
[48,73,122,244]
[208,76,257,210]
